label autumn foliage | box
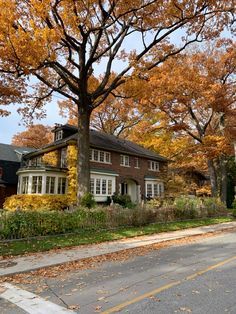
[12,124,52,148]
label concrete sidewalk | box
[0,221,236,277]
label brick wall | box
[90,150,168,196]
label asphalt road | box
[1,230,236,314]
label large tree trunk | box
[77,106,91,204]
[207,159,218,197]
[219,156,227,204]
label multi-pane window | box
[146,184,152,198]
[58,177,66,194]
[120,154,130,167]
[46,176,55,194]
[102,179,107,194]
[60,148,67,168]
[148,160,159,172]
[55,130,63,141]
[90,149,111,164]
[146,182,164,198]
[21,176,29,194]
[90,178,113,196]
[29,156,42,167]
[32,176,42,194]
[96,178,101,194]
[90,178,95,194]
[134,158,139,168]
[108,180,112,195]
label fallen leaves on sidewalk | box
[0,230,233,284]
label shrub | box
[173,196,199,219]
[202,197,227,217]
[112,193,135,208]
[232,198,236,210]
[145,198,163,209]
[3,194,69,211]
[0,208,108,239]
[80,193,96,209]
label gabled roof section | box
[0,143,35,162]
[23,125,168,162]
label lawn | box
[0,217,234,257]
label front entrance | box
[121,179,140,203]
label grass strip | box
[0,217,234,257]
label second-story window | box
[134,157,139,168]
[120,154,130,167]
[90,149,111,164]
[60,148,67,167]
[148,160,159,172]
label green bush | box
[202,197,227,217]
[174,196,199,219]
[0,208,108,239]
[112,193,135,208]
[232,198,236,210]
[80,193,96,209]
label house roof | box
[0,143,35,162]
[0,144,35,184]
[24,125,168,162]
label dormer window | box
[55,130,63,141]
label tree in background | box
[0,1,234,203]
[131,40,236,202]
[12,124,52,149]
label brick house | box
[0,144,35,208]
[17,124,168,203]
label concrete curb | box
[0,221,236,277]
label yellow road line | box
[102,255,236,314]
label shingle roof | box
[89,130,167,161]
[0,143,35,162]
[24,126,167,162]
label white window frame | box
[18,172,67,195]
[148,160,160,172]
[90,149,111,164]
[57,177,67,194]
[60,147,67,168]
[55,130,63,141]
[145,180,164,198]
[46,176,56,194]
[31,176,43,194]
[134,157,140,169]
[21,176,29,194]
[90,172,116,202]
[120,154,130,167]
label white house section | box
[145,177,164,198]
[90,170,117,202]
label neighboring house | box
[17,124,168,203]
[0,144,35,208]
[169,166,210,197]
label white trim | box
[18,172,67,195]
[145,179,164,198]
[91,170,119,177]
[90,148,111,164]
[90,173,116,202]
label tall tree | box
[139,40,236,200]
[0,1,234,203]
[0,74,26,116]
[12,124,52,148]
